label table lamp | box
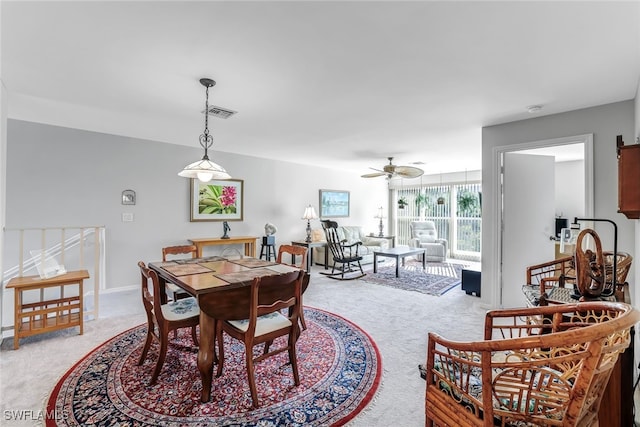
[302,205,318,243]
[375,206,385,237]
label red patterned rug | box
[46,307,381,426]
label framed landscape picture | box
[191,179,244,222]
[319,189,350,218]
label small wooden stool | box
[260,236,276,261]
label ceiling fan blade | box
[361,172,388,178]
[395,166,424,178]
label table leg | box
[14,290,21,349]
[422,252,426,270]
[323,246,329,270]
[395,256,400,278]
[374,254,378,273]
[195,244,204,258]
[198,312,216,402]
[307,248,312,272]
[79,281,84,335]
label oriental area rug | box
[46,308,381,426]
[363,260,468,296]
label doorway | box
[488,134,594,308]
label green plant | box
[415,193,428,208]
[457,191,479,216]
[397,197,408,209]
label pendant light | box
[178,78,231,182]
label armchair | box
[523,252,632,306]
[424,301,639,427]
[409,221,447,262]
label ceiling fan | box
[361,157,424,179]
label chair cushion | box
[229,311,292,336]
[423,353,569,423]
[415,230,437,243]
[160,297,200,321]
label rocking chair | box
[320,220,366,280]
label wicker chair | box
[424,302,639,427]
[523,252,632,306]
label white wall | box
[554,160,585,221]
[481,100,635,309]
[1,119,388,327]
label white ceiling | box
[2,1,639,176]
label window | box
[394,182,481,261]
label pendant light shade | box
[179,78,231,182]
[178,158,230,182]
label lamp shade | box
[302,205,318,220]
[178,158,231,182]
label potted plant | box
[415,193,429,218]
[397,197,408,209]
[457,191,478,216]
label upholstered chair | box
[409,221,447,262]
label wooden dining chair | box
[214,269,306,408]
[277,244,309,330]
[276,244,308,270]
[162,245,198,301]
[137,261,200,385]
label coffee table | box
[373,247,426,278]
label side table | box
[291,241,328,271]
[7,270,90,349]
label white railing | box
[2,226,106,324]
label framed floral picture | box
[190,179,244,221]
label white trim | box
[86,284,137,295]
[489,133,593,309]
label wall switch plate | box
[122,213,134,222]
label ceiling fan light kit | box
[361,157,424,180]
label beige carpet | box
[0,267,487,426]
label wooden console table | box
[189,236,258,258]
[7,270,89,349]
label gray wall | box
[481,100,636,308]
[4,119,388,291]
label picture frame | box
[190,179,244,222]
[319,189,350,218]
[121,189,136,205]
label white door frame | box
[486,133,594,309]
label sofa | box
[409,221,447,262]
[310,225,389,266]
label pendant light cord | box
[199,83,213,159]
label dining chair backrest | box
[162,244,198,261]
[138,261,163,322]
[277,244,308,270]
[201,269,305,321]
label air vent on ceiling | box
[202,105,237,119]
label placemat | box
[213,267,280,283]
[229,258,278,268]
[160,263,213,276]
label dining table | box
[148,255,301,402]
